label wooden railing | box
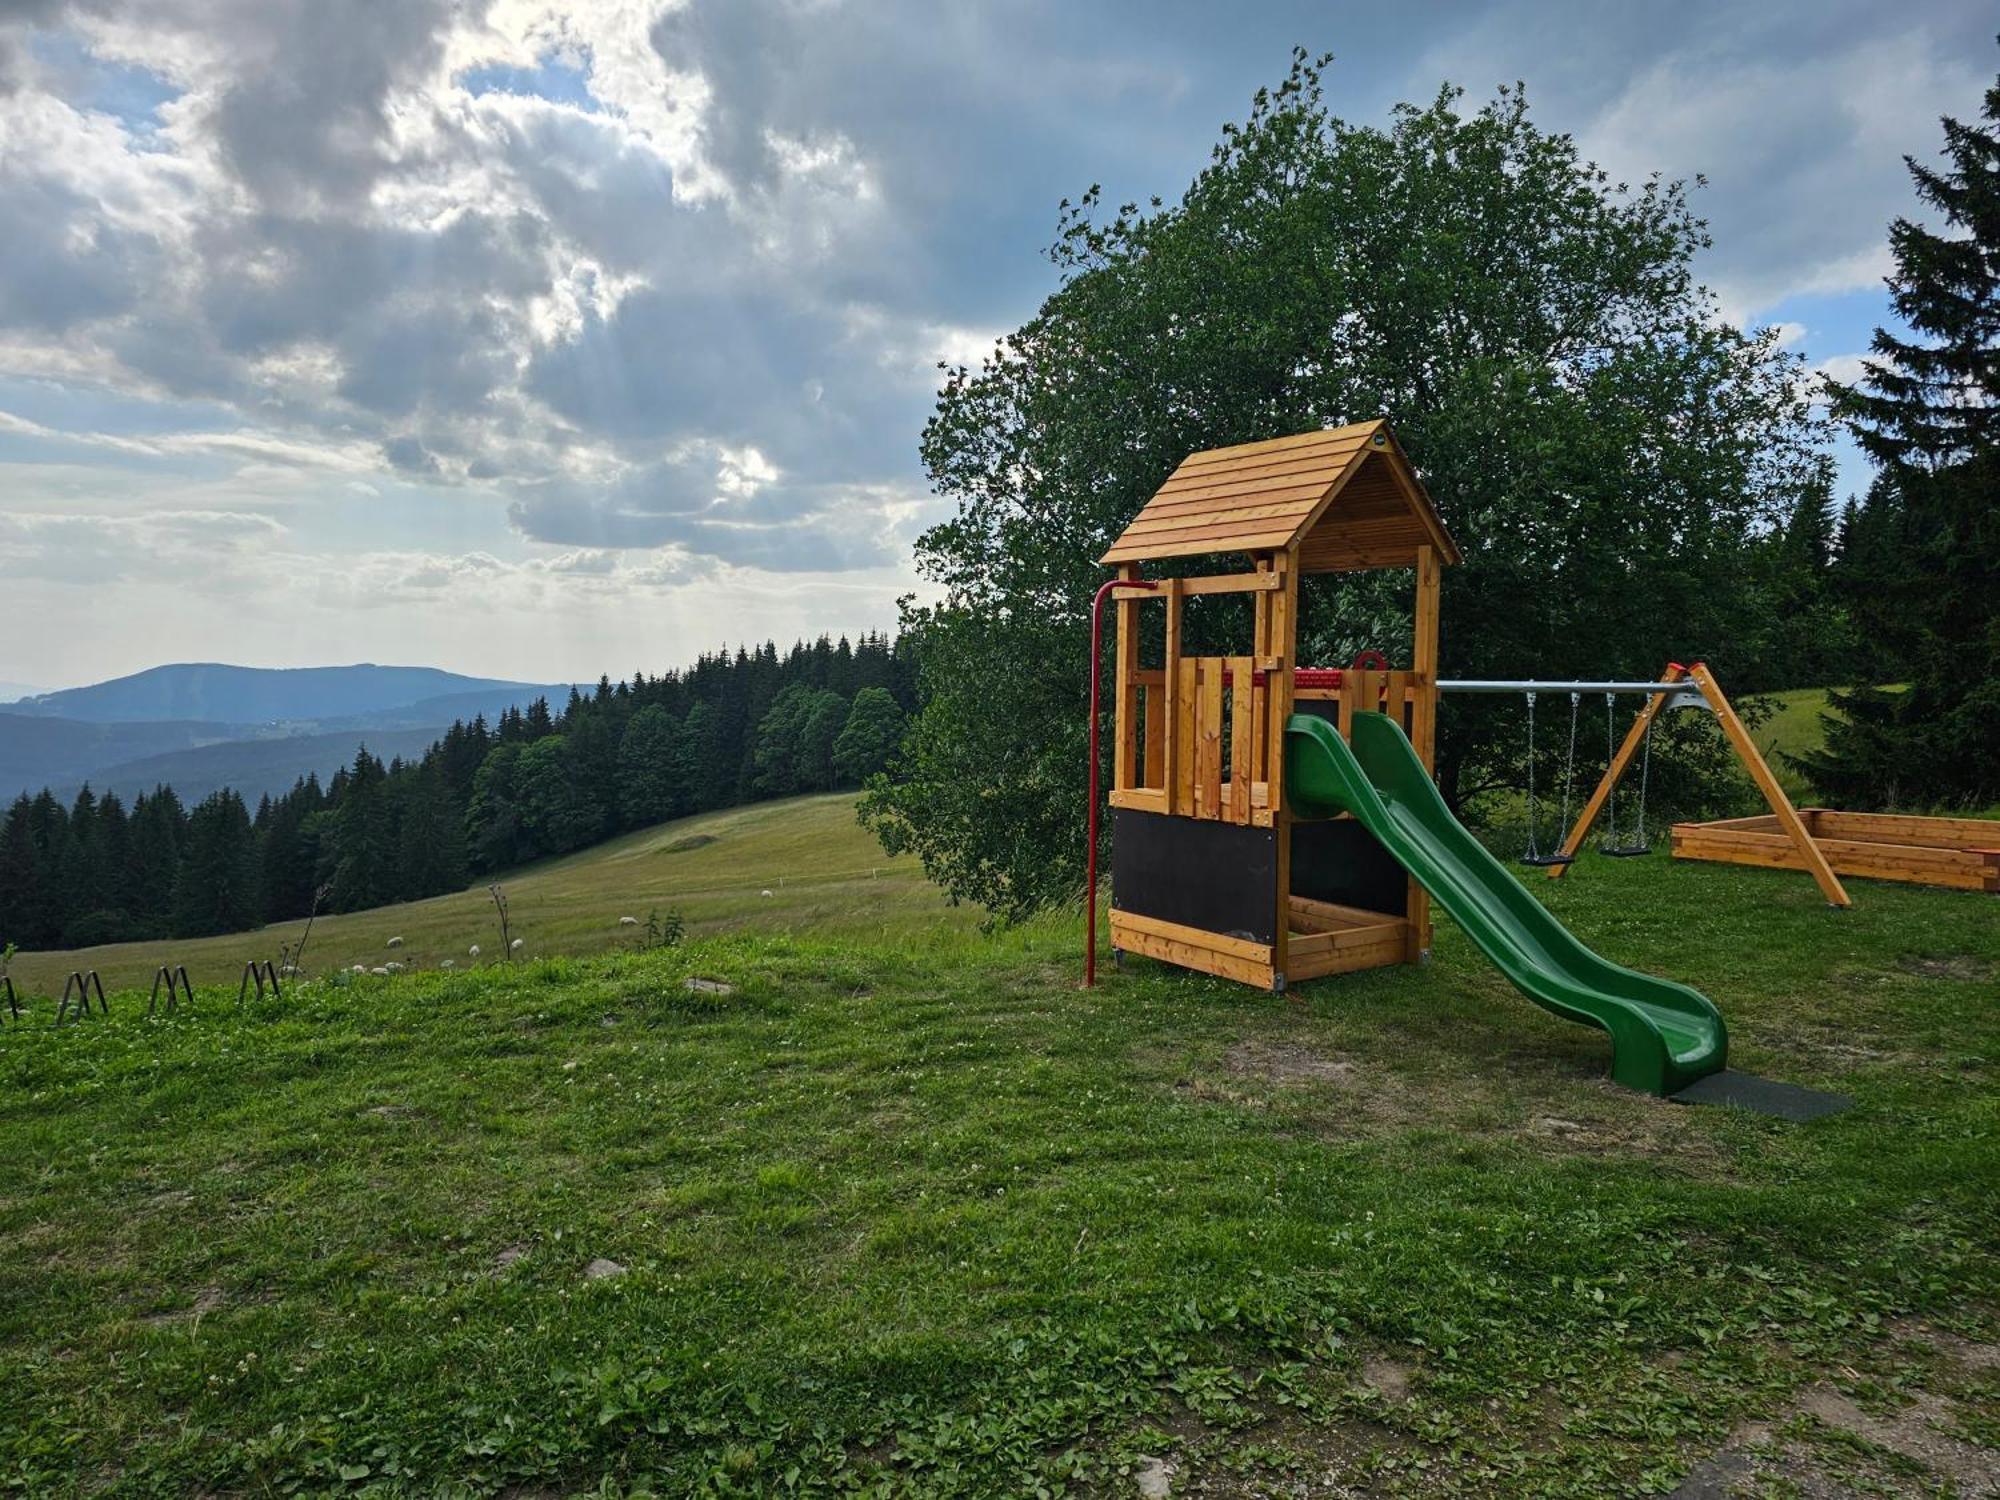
[1113,662,1433,827]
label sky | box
[0,1,1991,693]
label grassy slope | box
[2,840,1996,1496]
[1748,685,1856,802]
[5,794,976,996]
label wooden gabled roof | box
[1098,420,1460,572]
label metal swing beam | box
[1438,679,1708,695]
[1543,663,1850,907]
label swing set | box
[1456,662,1853,907]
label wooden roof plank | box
[1174,419,1383,467]
[1096,420,1459,569]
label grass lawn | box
[2,829,1996,1496]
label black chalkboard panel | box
[1112,808,1278,945]
[1287,700,1406,915]
[1290,818,1406,915]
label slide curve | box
[1284,711,1726,1096]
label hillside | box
[3,792,970,993]
[43,723,452,806]
[0,711,258,796]
[1,845,1995,1493]
[8,662,557,724]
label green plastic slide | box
[1284,711,1727,1096]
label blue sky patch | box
[459,51,597,111]
[30,31,178,133]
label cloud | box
[1408,0,1993,313]
[1,0,1994,684]
[0,506,284,582]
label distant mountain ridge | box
[41,726,453,807]
[3,663,576,806]
[10,663,556,725]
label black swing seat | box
[1598,844,1651,858]
[1518,852,1576,868]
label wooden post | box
[1175,656,1198,816]
[1114,563,1142,792]
[1688,663,1850,908]
[1407,546,1442,959]
[1163,577,1184,815]
[1270,550,1299,988]
[1411,546,1440,771]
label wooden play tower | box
[1098,419,1460,992]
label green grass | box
[1746,684,1880,802]
[5,793,976,996]
[2,841,1996,1495]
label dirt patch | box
[1672,1354,2000,1498]
[1797,1385,1999,1494]
[493,1245,530,1273]
[1222,1040,1358,1087]
[1359,1356,1414,1403]
[1896,953,1996,982]
[1157,1407,1426,1498]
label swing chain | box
[1522,691,1539,861]
[1633,709,1655,847]
[1557,692,1580,841]
[1602,693,1618,850]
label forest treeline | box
[0,634,912,949]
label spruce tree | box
[172,790,261,938]
[618,705,684,827]
[1808,65,2000,807]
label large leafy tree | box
[834,687,905,786]
[864,55,1823,920]
[1802,64,2000,808]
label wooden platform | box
[1672,809,2000,894]
[1109,897,1408,991]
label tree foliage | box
[864,55,1826,919]
[1,633,918,950]
[1802,63,2000,808]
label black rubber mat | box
[1669,1069,1851,1121]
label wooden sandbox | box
[1672,809,2000,894]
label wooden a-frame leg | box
[1688,663,1850,908]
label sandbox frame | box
[1672,809,2000,894]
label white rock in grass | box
[384,962,404,974]
[386,936,403,949]
[1134,1456,1175,1499]
[351,964,367,974]
[371,966,389,977]
[510,938,524,951]
[468,944,480,957]
[760,889,773,898]
[618,915,638,926]
[584,1257,627,1281]
[440,959,455,970]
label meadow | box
[3,793,974,998]
[1,800,1995,1496]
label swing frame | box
[1543,662,1852,908]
